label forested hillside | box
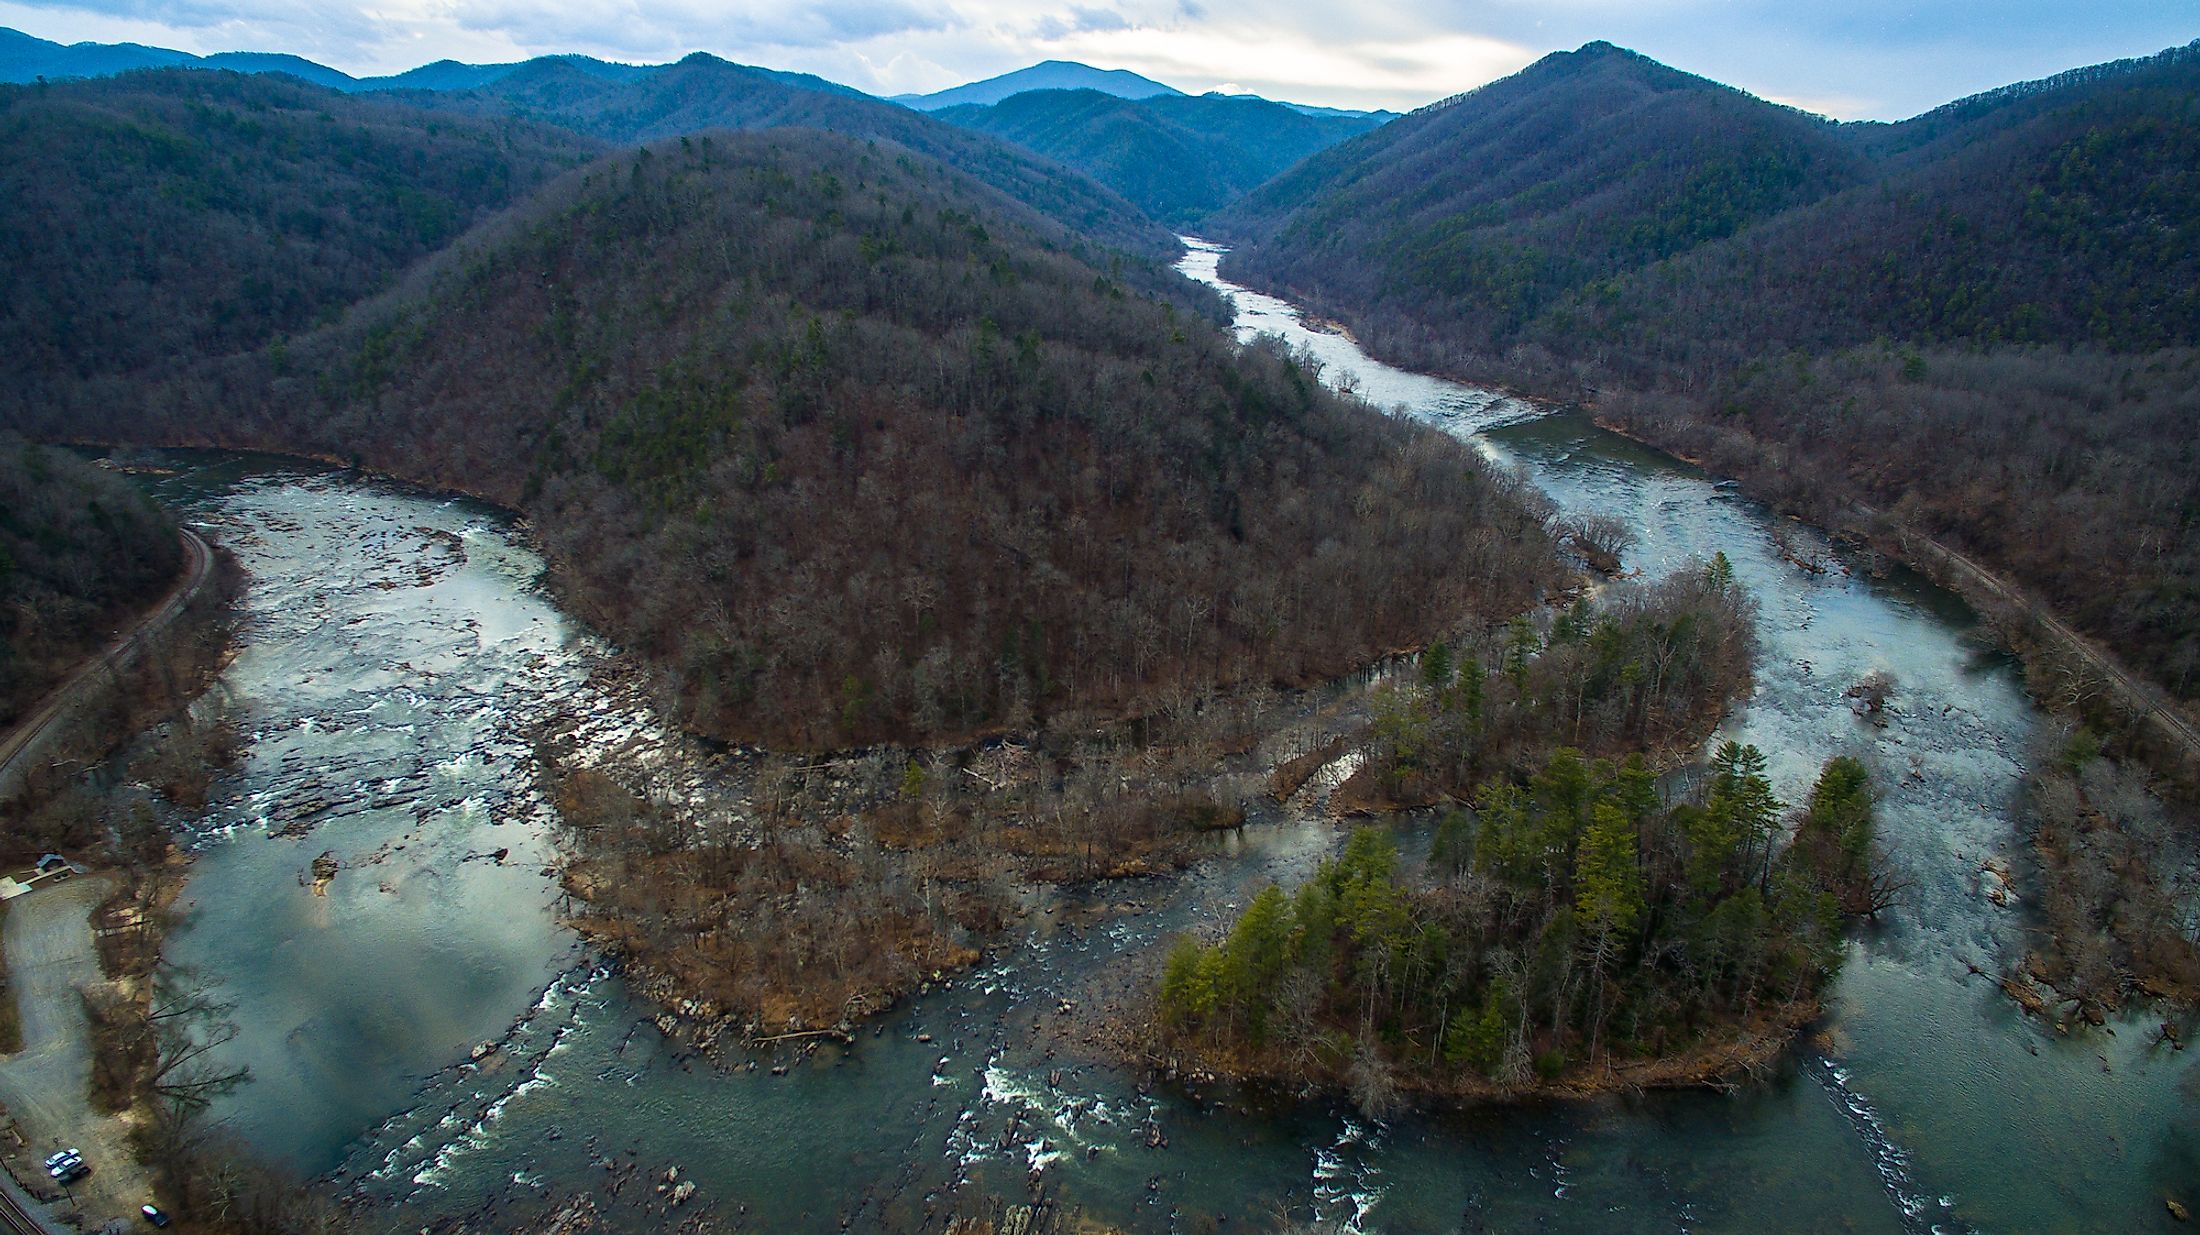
[935,89,1383,225]
[1212,42,1863,357]
[1208,39,2200,709]
[0,70,601,421]
[0,436,182,727]
[0,58,1180,436]
[1560,45,2200,369]
[1607,349,2200,703]
[0,64,1534,750]
[129,132,1554,747]
[394,54,1177,259]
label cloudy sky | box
[3,0,2193,118]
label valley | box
[0,19,2194,1235]
[31,245,2183,1234]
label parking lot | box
[0,875,155,1229]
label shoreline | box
[1122,996,1827,1109]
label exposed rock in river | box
[308,850,339,895]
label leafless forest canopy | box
[0,435,183,726]
[94,132,1557,746]
[388,52,1179,260]
[0,71,604,419]
[4,38,2193,1207]
[1211,40,2200,706]
[0,60,1567,750]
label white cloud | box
[748,0,1539,107]
[0,0,2191,115]
[0,0,1526,105]
[1031,22,1534,108]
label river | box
[139,245,2195,1233]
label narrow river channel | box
[138,245,2195,1234]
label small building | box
[35,853,68,874]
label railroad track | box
[1889,522,2200,762]
[0,1175,54,1235]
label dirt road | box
[1881,519,2200,767]
[0,875,155,1228]
[0,527,212,804]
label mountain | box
[0,49,1181,430]
[0,27,362,86]
[137,132,1547,747]
[356,54,657,93]
[0,44,1553,750]
[0,29,820,97]
[1211,39,2200,710]
[0,70,603,420]
[896,60,1181,110]
[197,50,356,89]
[0,28,619,93]
[0,27,192,80]
[934,89,1386,225]
[356,58,501,91]
[1215,37,2200,368]
[938,89,1383,223]
[1211,41,1865,358]
[1592,43,2200,356]
[1572,43,2200,707]
[0,32,1396,129]
[1265,99,1397,121]
[398,53,1176,258]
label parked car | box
[52,1159,89,1184]
[140,1204,172,1227]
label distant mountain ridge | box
[0,26,836,97]
[2,26,193,80]
[3,31,1181,265]
[1233,97,1399,121]
[894,59,1181,109]
[895,58,1394,120]
[1212,40,1864,347]
[1,30,1394,121]
[936,88,1386,225]
[388,51,1175,259]
[360,54,656,93]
